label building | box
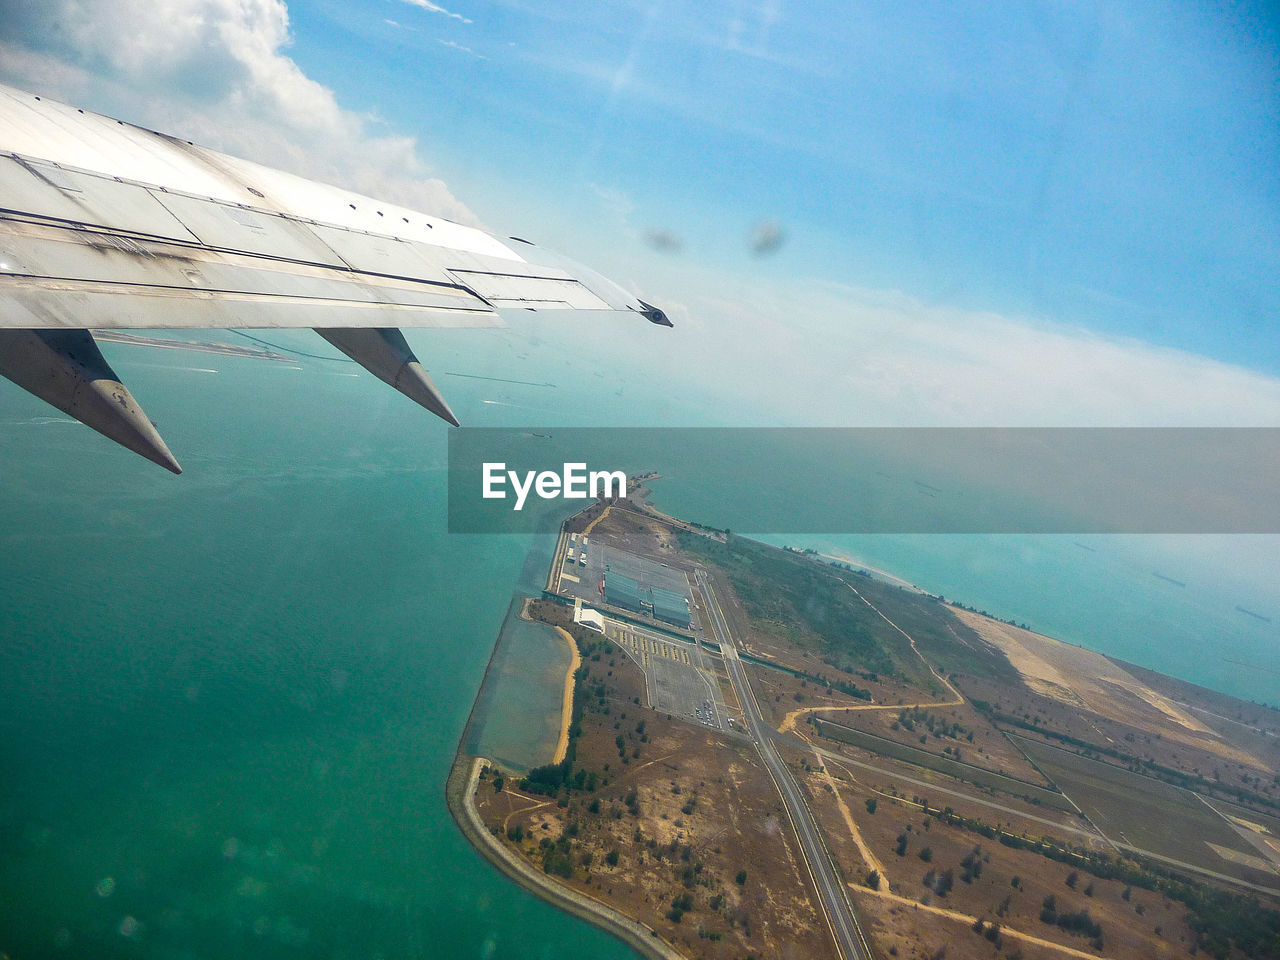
[573,602,606,634]
[604,572,647,615]
[650,587,691,628]
[603,572,692,628]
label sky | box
[4,11,1280,955]
[0,0,1277,429]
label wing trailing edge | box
[0,83,669,472]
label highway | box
[695,569,874,960]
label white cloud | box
[397,0,472,25]
[644,264,1280,428]
[588,182,637,225]
[438,39,486,60]
[0,0,482,225]
[3,0,1276,435]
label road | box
[696,569,873,960]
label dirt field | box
[791,745,1197,960]
[472,616,834,959]
[806,695,1052,787]
[480,517,1280,959]
[745,662,887,729]
[952,608,1267,771]
[1016,735,1280,888]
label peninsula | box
[449,490,1280,960]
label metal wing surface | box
[0,83,670,473]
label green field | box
[813,718,1077,811]
[678,533,988,686]
[1013,735,1272,882]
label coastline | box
[817,550,926,593]
[448,511,1280,960]
[444,752,681,960]
[550,626,581,766]
[512,596,580,767]
[448,587,676,959]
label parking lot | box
[603,618,732,732]
[555,532,607,601]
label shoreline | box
[514,596,580,767]
[550,626,581,766]
[450,510,1280,959]
[816,550,927,593]
[444,752,681,960]
[447,529,680,960]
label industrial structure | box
[601,547,693,627]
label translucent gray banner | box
[447,428,1280,534]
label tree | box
[866,870,881,890]
[865,797,878,814]
[919,846,933,863]
[735,870,748,885]
[937,869,954,897]
[606,849,620,867]
[1066,870,1079,889]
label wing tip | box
[638,300,673,327]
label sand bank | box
[551,626,581,766]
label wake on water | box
[6,416,78,426]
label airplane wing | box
[0,83,670,473]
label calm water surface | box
[2,328,1276,958]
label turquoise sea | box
[1,322,1277,958]
[0,330,642,960]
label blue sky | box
[0,0,1277,420]
[1,1,1278,630]
[274,0,1279,371]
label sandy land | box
[950,608,1206,728]
[951,607,1266,768]
[852,887,1112,960]
[448,756,681,960]
[818,552,926,593]
[550,626,581,766]
[583,504,613,536]
[807,748,886,881]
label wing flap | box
[0,156,200,242]
[307,223,453,283]
[0,218,501,328]
[446,267,610,309]
[151,190,353,268]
